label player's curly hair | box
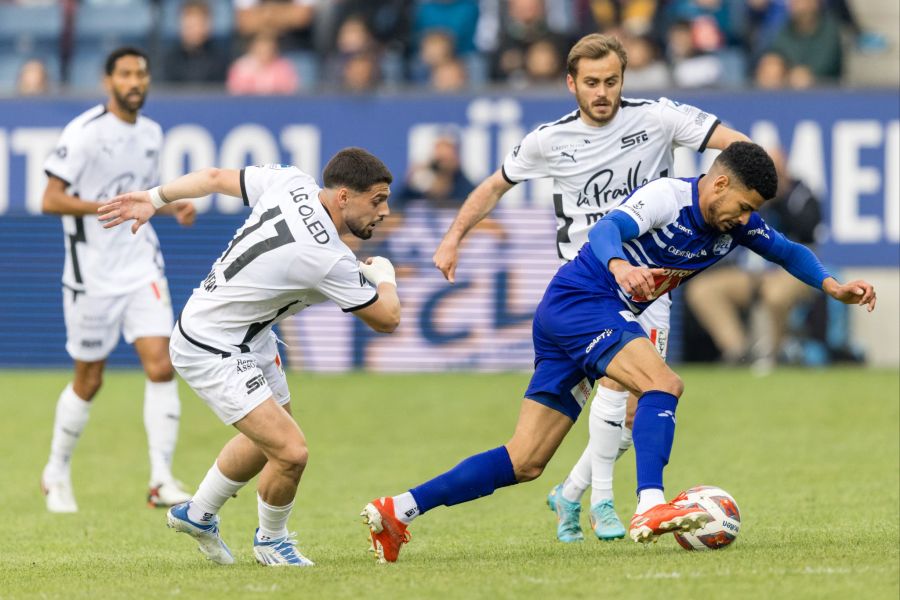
[714,142,778,200]
[105,47,149,75]
[323,147,393,192]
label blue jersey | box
[560,177,779,314]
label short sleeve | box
[317,256,379,313]
[43,122,91,187]
[610,179,681,236]
[657,97,720,152]
[501,129,550,184]
[240,164,300,207]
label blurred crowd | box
[3,0,891,96]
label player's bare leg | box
[134,336,190,507]
[603,338,711,543]
[363,399,574,562]
[41,359,104,513]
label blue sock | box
[408,446,517,514]
[632,391,679,494]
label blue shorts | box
[524,279,647,421]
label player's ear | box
[566,73,576,94]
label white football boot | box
[41,476,78,513]
[148,480,192,508]
[167,502,234,565]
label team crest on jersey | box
[620,130,649,149]
[713,234,733,256]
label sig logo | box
[621,130,649,149]
[246,374,266,394]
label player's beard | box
[114,88,146,114]
[348,219,375,240]
[578,90,620,126]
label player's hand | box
[359,256,397,287]
[97,190,156,234]
[610,260,659,301]
[433,238,460,283]
[173,201,196,227]
[825,278,876,312]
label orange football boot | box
[361,497,411,563]
[629,501,712,544]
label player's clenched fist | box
[608,259,660,301]
[433,239,459,284]
[359,256,397,287]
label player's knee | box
[658,372,684,397]
[74,372,103,400]
[514,457,548,483]
[144,360,175,382]
[274,443,308,478]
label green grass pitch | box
[0,367,897,599]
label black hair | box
[713,141,778,200]
[323,147,393,191]
[105,47,150,76]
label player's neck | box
[107,100,139,125]
[318,189,345,234]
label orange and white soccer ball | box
[672,485,741,550]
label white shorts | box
[170,328,290,425]
[636,293,671,359]
[63,279,175,362]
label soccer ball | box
[672,485,741,550]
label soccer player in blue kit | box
[361,142,876,562]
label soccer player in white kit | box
[98,148,401,567]
[432,34,751,542]
[40,47,196,513]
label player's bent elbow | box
[373,314,400,334]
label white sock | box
[562,449,591,503]
[617,427,633,459]
[188,462,247,523]
[144,379,180,485]
[44,384,91,482]
[256,493,293,542]
[392,492,420,524]
[636,488,666,514]
[588,386,628,505]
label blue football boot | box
[547,484,584,543]
[167,502,234,565]
[253,530,315,567]
[589,499,626,540]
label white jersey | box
[177,165,378,357]
[502,96,720,261]
[43,104,165,296]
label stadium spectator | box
[411,29,457,84]
[340,51,381,93]
[398,132,475,211]
[161,0,230,84]
[234,0,317,51]
[754,51,788,88]
[39,47,196,514]
[491,0,554,81]
[97,148,400,568]
[828,0,888,53]
[685,147,823,371]
[576,0,658,36]
[767,0,843,84]
[412,0,479,56]
[521,38,566,87]
[665,18,724,87]
[226,31,300,95]
[430,57,468,92]
[16,58,50,95]
[620,33,670,89]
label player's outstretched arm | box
[433,170,514,283]
[99,168,241,233]
[822,277,877,312]
[354,257,401,333]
